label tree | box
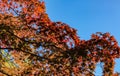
[0,0,120,76]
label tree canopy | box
[0,0,120,76]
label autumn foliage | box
[0,0,120,76]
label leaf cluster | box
[0,0,120,76]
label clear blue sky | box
[44,0,120,75]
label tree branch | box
[0,47,46,61]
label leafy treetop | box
[0,0,120,76]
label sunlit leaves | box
[0,0,120,76]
